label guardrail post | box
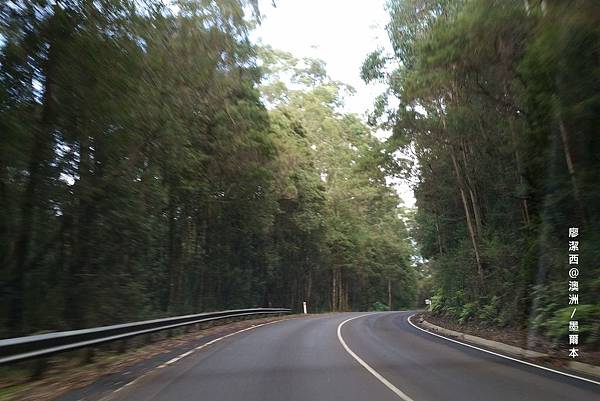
[31,357,48,380]
[118,339,128,353]
[83,348,95,364]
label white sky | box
[253,0,416,208]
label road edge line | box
[337,314,415,401]
[100,317,295,401]
[407,314,600,386]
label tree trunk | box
[504,82,531,226]
[557,115,587,226]
[167,189,180,312]
[440,98,484,285]
[387,278,392,311]
[461,140,483,237]
[331,267,337,312]
[305,270,312,306]
[451,150,484,284]
[10,34,60,333]
[434,212,444,255]
[343,277,349,311]
[66,130,95,328]
[338,269,343,311]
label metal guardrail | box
[0,307,291,365]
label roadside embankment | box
[412,313,600,379]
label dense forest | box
[2,0,599,350]
[0,0,415,338]
[363,0,599,347]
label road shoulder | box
[410,314,600,382]
[0,315,304,401]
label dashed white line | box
[156,320,285,369]
[337,314,415,401]
[99,318,292,401]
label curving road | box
[101,311,599,401]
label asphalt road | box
[104,312,599,401]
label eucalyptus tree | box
[365,0,600,342]
[261,48,415,312]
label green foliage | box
[0,1,418,337]
[369,0,600,346]
[478,296,500,325]
[360,50,387,84]
[430,293,444,314]
[370,301,390,312]
[459,302,478,324]
[544,305,600,346]
[261,46,417,313]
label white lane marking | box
[337,314,416,401]
[99,318,292,401]
[161,349,195,366]
[156,320,285,368]
[407,314,600,386]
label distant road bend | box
[101,312,599,401]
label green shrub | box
[430,294,445,314]
[370,301,390,312]
[459,302,479,324]
[545,304,600,345]
[478,296,500,324]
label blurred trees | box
[365,0,600,345]
[0,0,414,337]
[261,48,415,312]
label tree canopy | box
[364,0,600,345]
[0,0,414,337]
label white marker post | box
[425,299,431,311]
[303,301,307,314]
